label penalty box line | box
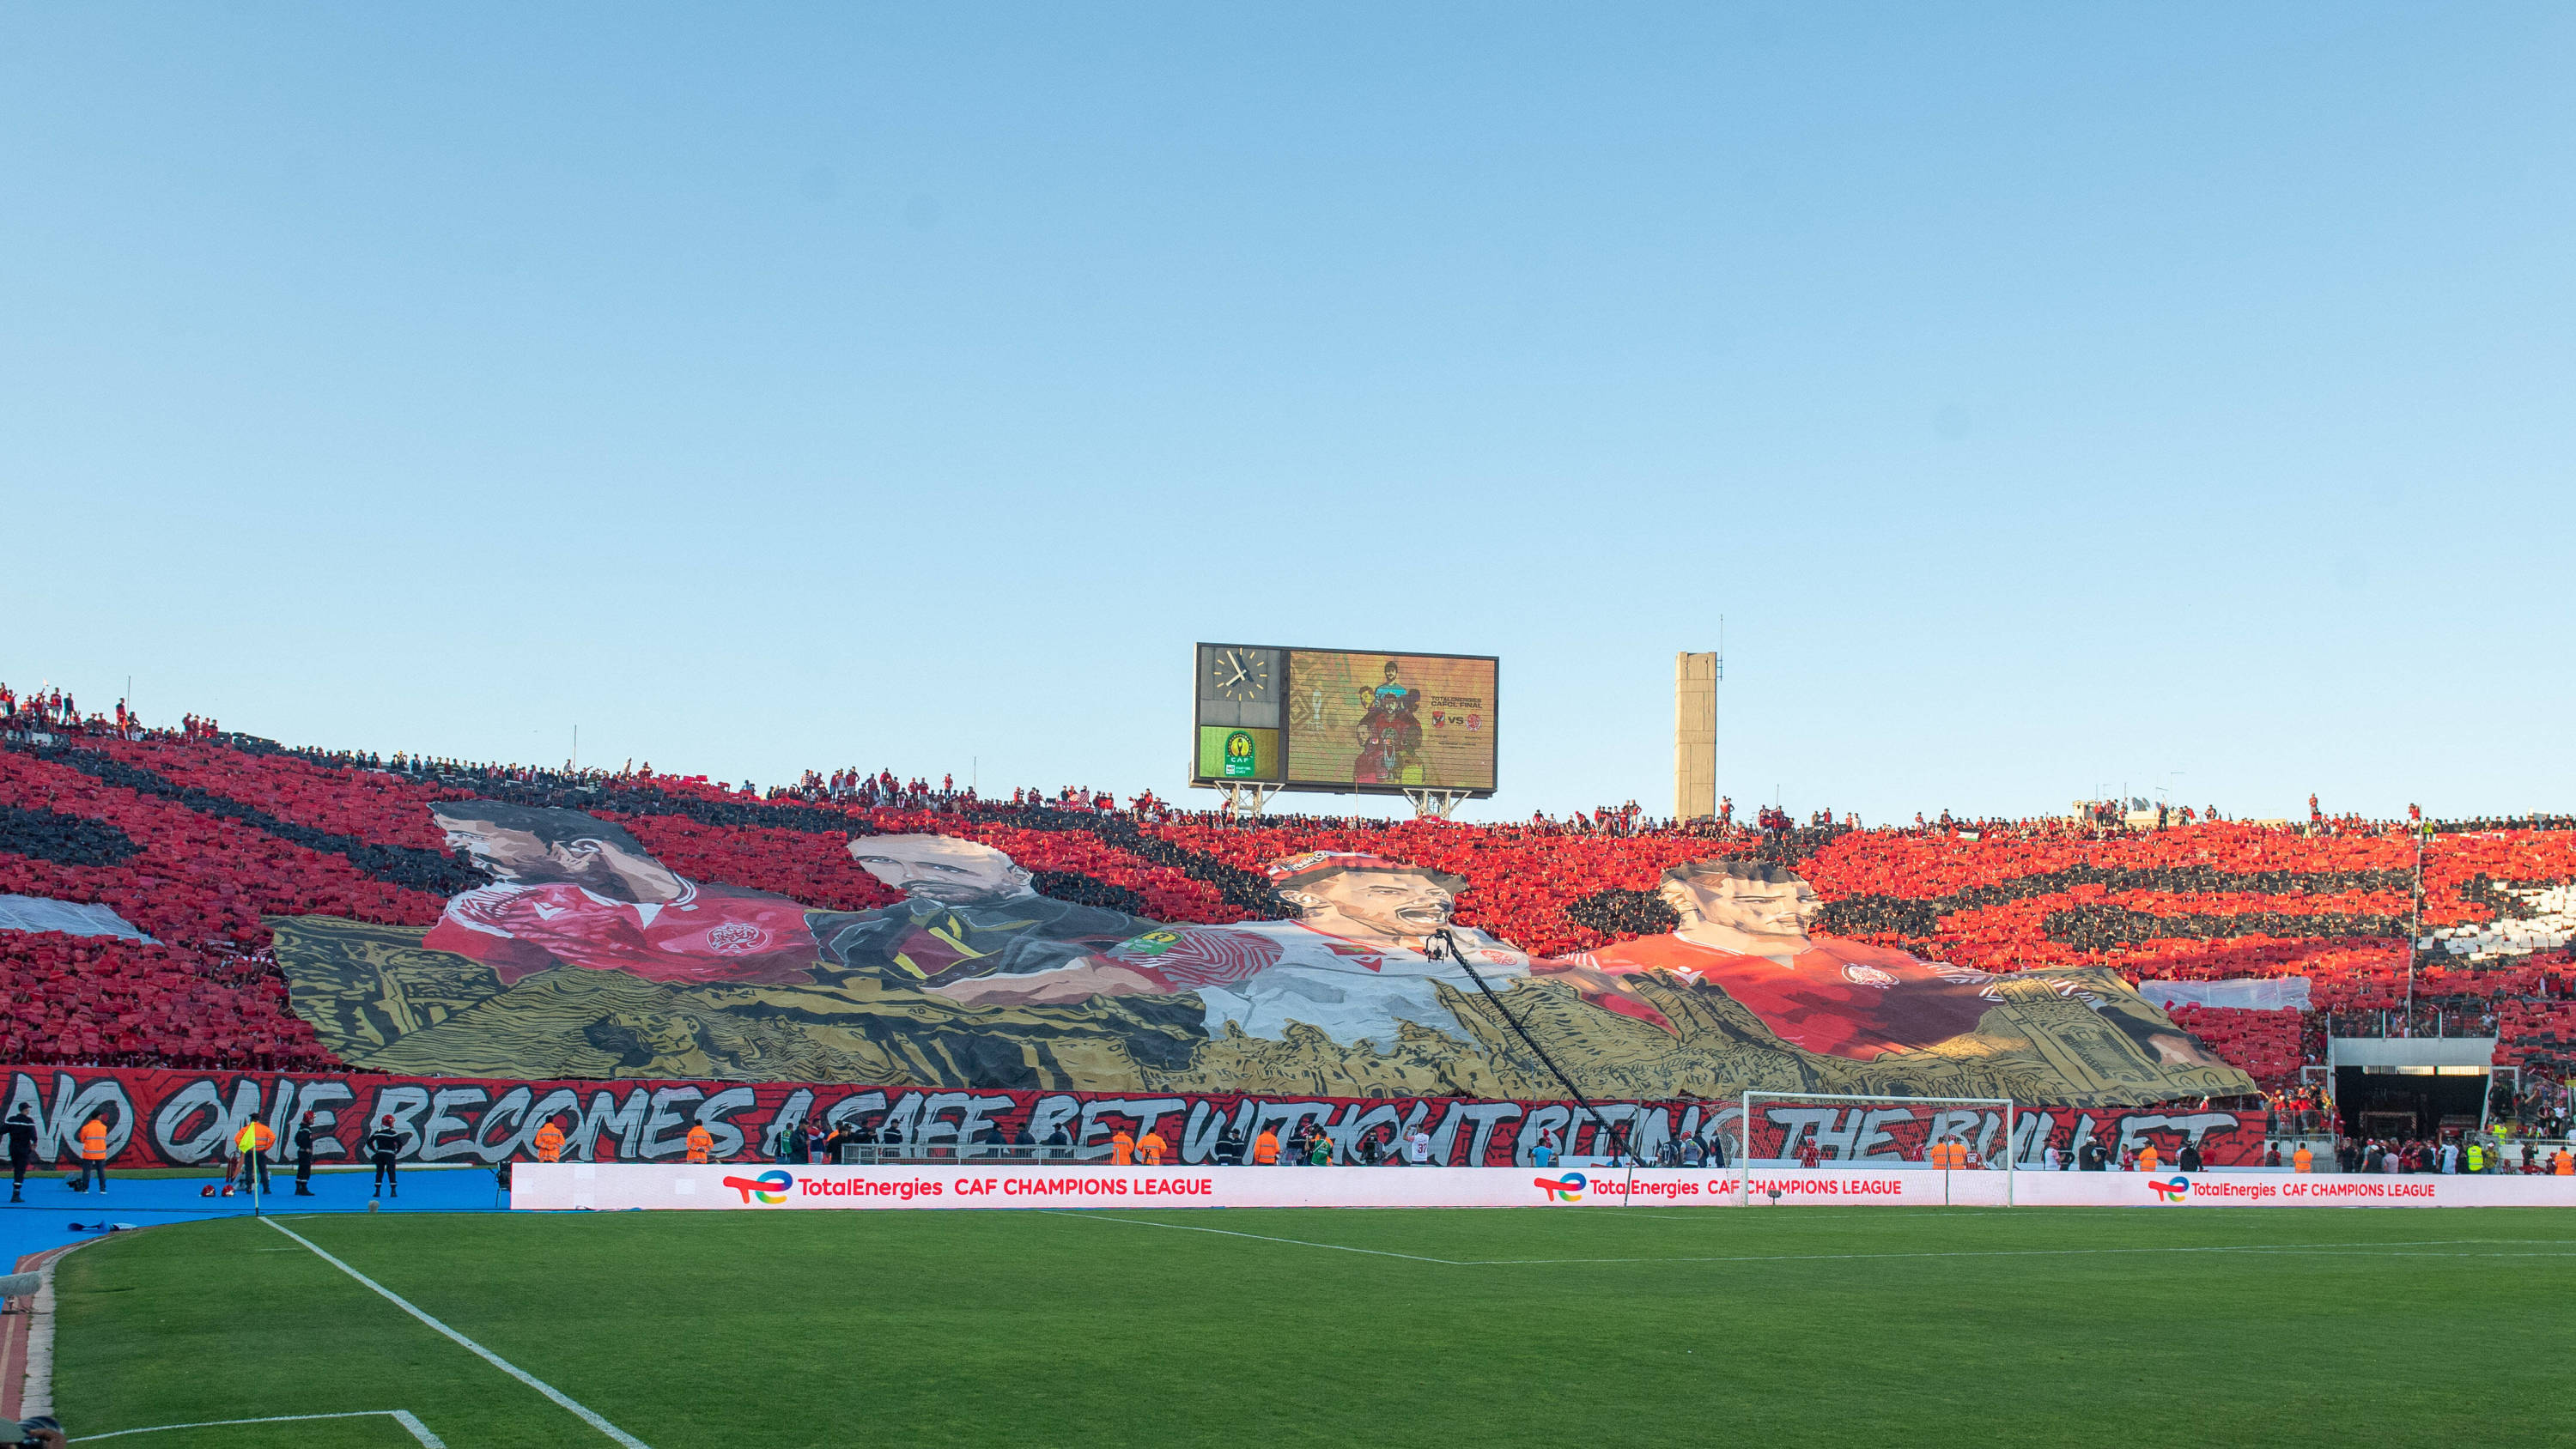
[260,1219,650,1449]
[1064,1217,2576,1268]
[1063,1214,1479,1264]
[76,1410,444,1445]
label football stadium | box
[3,683,2574,1446]
[10,7,2574,1447]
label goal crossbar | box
[1737,1090,2018,1207]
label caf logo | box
[1223,731,1257,779]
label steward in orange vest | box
[1138,1131,1167,1167]
[239,1120,276,1194]
[532,1120,567,1163]
[685,1124,714,1164]
[1252,1130,1280,1165]
[76,1113,110,1194]
[1110,1131,1134,1166]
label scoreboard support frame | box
[1402,787,1474,820]
[1214,781,1283,819]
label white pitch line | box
[1438,1238,2576,1266]
[261,1219,647,1448]
[1624,1210,2024,1222]
[1452,1246,2576,1265]
[1063,1214,1474,1264]
[76,1409,445,1445]
[1067,1217,2576,1269]
[2166,1248,2576,1260]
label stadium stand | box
[5,681,2574,1119]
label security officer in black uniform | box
[294,1113,319,1196]
[366,1116,404,1198]
[3,1107,34,1203]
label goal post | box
[1737,1090,2018,1207]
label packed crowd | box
[9,682,2576,1105]
[2330,1128,2573,1175]
[0,932,331,1070]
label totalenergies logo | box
[2148,1175,2191,1203]
[723,1170,794,1205]
[1536,1173,1587,1203]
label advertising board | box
[512,1163,2576,1213]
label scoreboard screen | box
[1193,644,1497,797]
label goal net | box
[1736,1090,2019,1206]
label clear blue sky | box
[5,6,2570,822]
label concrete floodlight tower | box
[1675,647,1720,822]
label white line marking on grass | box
[1063,1214,1473,1264]
[2180,1248,2576,1259]
[261,1219,647,1448]
[1443,1239,2576,1266]
[76,1409,445,1444]
[1067,1218,2576,1270]
[1624,1210,2024,1222]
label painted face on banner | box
[1295,870,1456,936]
[434,812,647,892]
[1669,873,1825,946]
[847,835,1028,906]
[433,815,558,883]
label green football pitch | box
[51,1205,2576,1448]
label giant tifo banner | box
[513,1163,2576,1213]
[266,800,2256,1106]
[0,1066,2259,1170]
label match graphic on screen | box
[1191,643,1498,797]
[1282,650,1496,794]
